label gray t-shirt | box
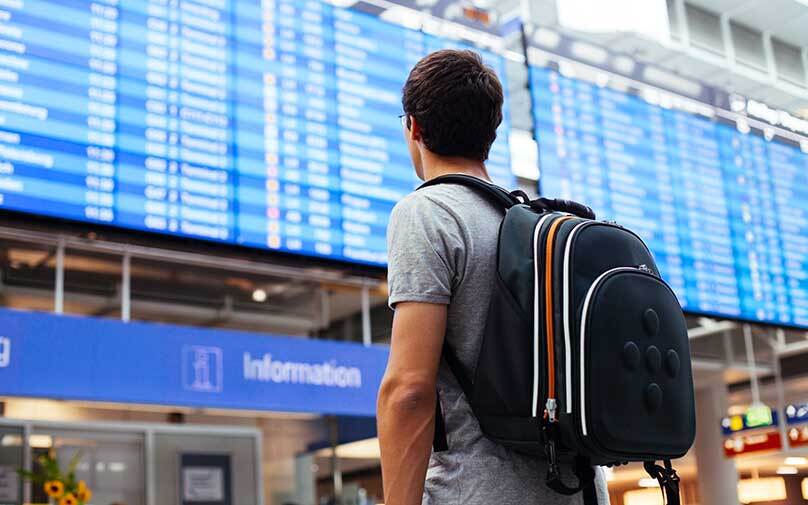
[387,183,610,505]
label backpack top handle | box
[417,174,596,220]
[530,197,596,220]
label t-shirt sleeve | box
[386,194,466,308]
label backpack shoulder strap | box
[418,174,596,219]
[417,174,520,210]
[432,339,472,453]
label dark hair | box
[402,49,504,161]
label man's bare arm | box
[377,301,447,505]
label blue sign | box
[786,403,808,425]
[0,0,513,267]
[0,308,388,417]
[530,64,808,328]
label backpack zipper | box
[543,215,573,422]
[562,221,590,414]
[531,214,554,418]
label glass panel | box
[30,429,145,505]
[0,426,24,505]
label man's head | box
[401,49,504,179]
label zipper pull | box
[638,264,653,275]
[546,398,558,423]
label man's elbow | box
[378,375,436,416]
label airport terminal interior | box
[0,0,806,504]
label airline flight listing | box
[0,0,514,266]
[531,66,808,328]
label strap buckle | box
[542,421,597,501]
[542,423,562,482]
[644,460,681,505]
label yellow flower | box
[76,484,92,503]
[44,480,65,498]
[59,493,78,505]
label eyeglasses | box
[398,113,408,129]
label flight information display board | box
[530,65,808,328]
[0,0,513,266]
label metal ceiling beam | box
[776,338,808,358]
[0,284,318,334]
[691,357,773,375]
[688,320,738,340]
[0,226,382,289]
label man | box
[377,50,609,504]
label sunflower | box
[44,480,65,498]
[76,480,92,503]
[59,493,78,505]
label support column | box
[54,238,65,314]
[329,416,343,505]
[122,251,131,322]
[361,285,371,347]
[294,454,316,505]
[694,381,739,505]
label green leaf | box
[67,450,83,475]
[38,452,61,480]
[15,468,46,484]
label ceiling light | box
[777,466,798,475]
[108,462,127,472]
[612,56,636,74]
[252,289,267,303]
[785,457,807,466]
[0,435,22,447]
[29,434,53,448]
[533,28,561,49]
[315,437,381,459]
[738,477,787,503]
[570,41,609,64]
[638,478,659,488]
[624,488,665,505]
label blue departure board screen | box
[0,0,513,266]
[530,65,808,328]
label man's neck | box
[421,154,490,182]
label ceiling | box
[687,0,808,48]
[518,0,808,115]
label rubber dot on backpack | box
[645,383,663,411]
[666,350,680,378]
[642,308,659,337]
[622,341,640,370]
[646,345,661,373]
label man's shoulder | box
[393,184,493,219]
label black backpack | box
[419,174,695,505]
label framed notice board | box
[180,453,232,505]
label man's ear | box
[409,116,422,142]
